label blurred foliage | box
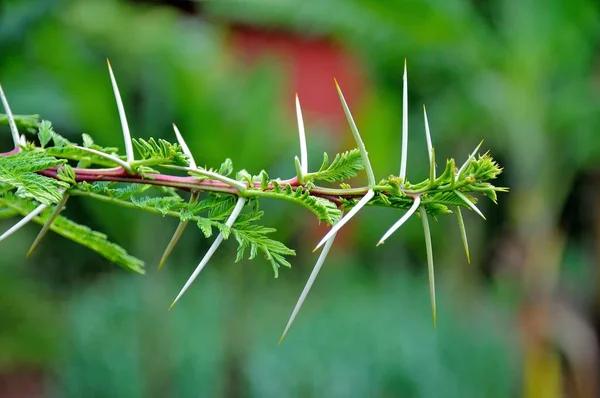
[1,0,599,396]
[50,263,516,398]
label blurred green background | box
[2,0,600,396]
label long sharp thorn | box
[419,206,436,327]
[73,145,133,173]
[0,203,48,242]
[295,94,308,176]
[455,206,470,263]
[107,59,135,163]
[169,197,246,309]
[423,105,435,181]
[279,212,343,345]
[173,124,197,169]
[27,192,69,257]
[314,189,374,251]
[334,79,376,188]
[377,195,421,246]
[455,190,486,220]
[400,59,408,181]
[456,140,484,181]
[0,84,20,150]
[158,192,199,269]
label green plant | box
[0,60,506,341]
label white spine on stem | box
[107,60,135,163]
[170,197,246,308]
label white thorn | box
[400,59,408,181]
[0,203,47,242]
[334,79,376,188]
[423,105,433,165]
[170,197,246,308]
[173,124,197,169]
[377,195,421,245]
[314,189,374,251]
[73,145,133,172]
[295,94,308,175]
[419,206,436,327]
[0,84,21,150]
[279,212,343,344]
[456,140,483,182]
[107,60,135,163]
[455,190,486,220]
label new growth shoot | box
[0,60,506,343]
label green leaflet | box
[0,151,68,205]
[0,113,40,133]
[130,196,185,216]
[263,182,342,225]
[38,120,71,148]
[231,210,295,277]
[460,153,502,181]
[305,149,364,183]
[0,193,144,273]
[131,137,189,167]
[76,182,152,200]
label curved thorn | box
[0,203,47,242]
[158,192,199,269]
[295,94,308,176]
[456,140,484,181]
[455,206,470,263]
[334,79,376,188]
[454,190,486,220]
[172,123,197,169]
[107,59,135,163]
[279,211,343,345]
[377,195,421,246]
[169,197,246,309]
[27,192,69,257]
[314,189,374,251]
[0,84,20,150]
[419,206,436,327]
[400,59,408,181]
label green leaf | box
[82,133,94,148]
[132,137,188,167]
[217,158,234,176]
[130,195,185,216]
[38,120,53,148]
[305,149,364,183]
[56,164,77,184]
[196,217,213,238]
[232,221,294,278]
[0,193,144,273]
[77,182,152,200]
[0,151,68,205]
